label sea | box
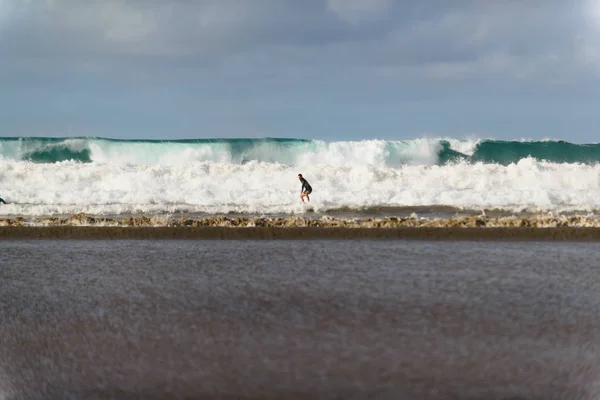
[1,240,600,399]
[1,136,600,218]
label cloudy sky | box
[1,0,600,141]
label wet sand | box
[2,240,600,399]
[3,225,600,240]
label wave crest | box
[6,136,597,166]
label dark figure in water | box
[298,174,312,202]
[0,196,6,204]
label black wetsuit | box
[300,178,312,194]
[0,197,5,204]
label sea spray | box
[1,148,600,216]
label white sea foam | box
[1,157,600,216]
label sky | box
[1,0,600,141]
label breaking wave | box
[1,136,600,216]
[1,136,600,166]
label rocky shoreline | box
[1,212,600,228]
[2,213,600,240]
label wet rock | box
[3,213,600,229]
[65,214,95,225]
[254,218,269,227]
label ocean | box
[1,136,600,217]
[2,239,600,399]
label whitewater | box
[0,136,600,217]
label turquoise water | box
[0,136,598,165]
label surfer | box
[0,195,6,204]
[298,174,312,202]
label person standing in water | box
[298,174,312,202]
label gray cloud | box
[0,0,599,84]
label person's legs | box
[300,189,312,202]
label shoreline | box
[2,213,600,240]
